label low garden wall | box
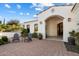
[0,32,21,39]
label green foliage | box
[69,30,79,46]
[69,30,76,37]
[75,32,79,46]
[75,32,79,39]
[32,32,38,38]
[1,36,8,42]
[21,28,28,37]
[38,33,43,40]
[0,36,9,45]
[0,20,21,32]
[0,39,5,45]
[7,20,19,25]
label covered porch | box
[45,15,64,41]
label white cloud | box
[17,4,21,9]
[42,3,55,6]
[30,3,37,8]
[31,3,44,11]
[20,12,30,16]
[31,3,55,11]
[32,3,37,7]
[5,4,11,8]
[35,8,42,11]
[20,12,24,15]
[33,15,37,18]
[8,11,16,13]
[26,13,30,15]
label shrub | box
[32,32,38,38]
[0,39,5,45]
[68,30,79,46]
[1,36,8,42]
[38,33,43,40]
[68,30,76,45]
[69,30,76,37]
[75,32,79,46]
[21,28,28,37]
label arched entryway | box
[45,15,64,40]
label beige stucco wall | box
[23,5,75,42]
[22,20,38,33]
[46,17,63,36]
[38,5,73,42]
[72,3,79,32]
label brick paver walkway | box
[0,40,79,56]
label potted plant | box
[32,32,38,38]
[21,28,28,41]
[68,30,76,45]
[38,33,43,40]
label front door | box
[57,22,63,36]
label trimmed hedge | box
[32,33,43,40]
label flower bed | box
[64,42,79,54]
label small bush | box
[1,36,8,42]
[32,33,38,38]
[0,39,5,45]
[21,28,28,37]
[69,30,76,37]
[38,33,43,40]
[75,32,79,46]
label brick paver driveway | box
[0,40,79,56]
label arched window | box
[26,25,30,28]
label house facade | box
[23,5,77,42]
[71,3,79,32]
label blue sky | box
[0,3,69,23]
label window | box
[34,24,38,32]
[27,25,30,29]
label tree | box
[0,20,21,32]
[7,20,19,25]
[0,21,2,24]
[6,20,21,32]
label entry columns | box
[39,21,46,39]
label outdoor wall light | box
[68,18,71,22]
[40,21,42,24]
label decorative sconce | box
[68,18,71,22]
[40,21,42,24]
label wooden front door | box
[57,22,63,36]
